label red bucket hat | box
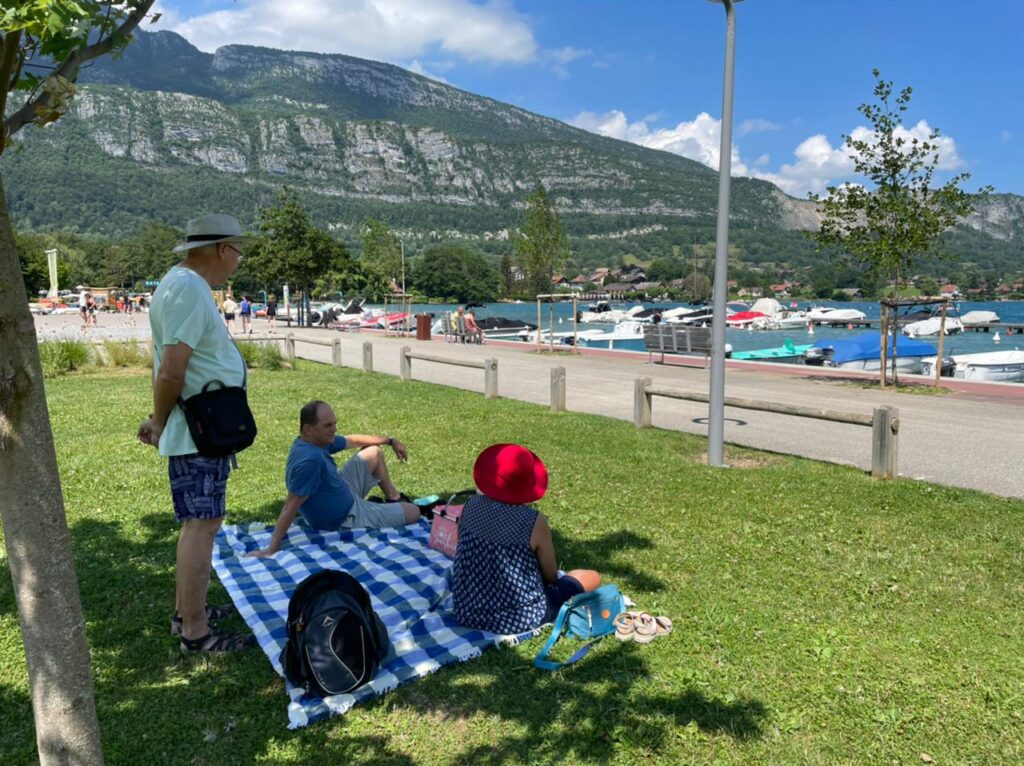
[473,444,548,505]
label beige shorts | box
[338,453,406,529]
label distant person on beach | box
[221,294,238,333]
[79,291,89,327]
[266,294,278,332]
[137,213,255,654]
[451,444,601,634]
[239,295,253,334]
[248,400,420,558]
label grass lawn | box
[3,362,1024,765]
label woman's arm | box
[530,513,559,584]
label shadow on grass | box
[552,528,667,593]
[6,513,765,764]
[402,646,766,766]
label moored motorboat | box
[804,333,937,373]
[731,338,812,364]
[805,305,868,325]
[949,349,1024,382]
[960,310,1001,328]
[903,315,965,338]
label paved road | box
[277,325,1024,500]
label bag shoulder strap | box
[534,593,604,671]
[533,598,573,671]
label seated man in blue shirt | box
[249,400,420,557]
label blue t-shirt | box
[240,299,252,316]
[285,436,354,530]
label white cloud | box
[545,45,591,79]
[406,60,448,83]
[167,0,538,64]
[571,108,965,198]
[569,109,748,174]
[738,118,781,136]
[753,121,963,196]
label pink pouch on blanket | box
[428,493,469,558]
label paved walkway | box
[278,325,1024,500]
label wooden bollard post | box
[551,366,566,412]
[332,338,342,368]
[362,341,373,373]
[400,347,412,381]
[285,332,295,363]
[484,358,498,399]
[634,377,652,428]
[871,406,899,479]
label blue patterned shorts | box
[168,454,231,523]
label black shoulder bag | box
[178,361,257,458]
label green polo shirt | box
[150,265,246,457]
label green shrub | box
[235,340,257,367]
[236,340,284,370]
[253,342,284,370]
[102,340,150,368]
[38,339,91,377]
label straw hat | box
[173,213,251,253]
[473,444,548,505]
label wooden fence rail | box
[633,377,899,479]
[401,347,498,399]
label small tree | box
[809,69,989,384]
[359,218,402,296]
[410,243,499,303]
[245,188,355,318]
[1,3,156,763]
[512,184,570,298]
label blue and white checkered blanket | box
[212,520,539,729]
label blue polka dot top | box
[451,495,546,633]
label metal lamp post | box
[706,0,742,467]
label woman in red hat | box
[451,444,601,634]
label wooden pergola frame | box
[879,295,953,387]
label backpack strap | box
[533,596,603,671]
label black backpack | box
[281,570,391,697]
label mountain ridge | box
[2,30,1019,273]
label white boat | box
[902,315,965,338]
[960,310,1001,327]
[805,306,868,325]
[577,300,641,324]
[950,349,1024,382]
[574,320,647,350]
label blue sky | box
[152,0,1023,197]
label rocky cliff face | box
[5,30,1018,261]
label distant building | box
[737,287,763,298]
[838,287,863,298]
[939,284,961,298]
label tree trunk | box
[0,180,104,764]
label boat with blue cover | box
[804,333,937,373]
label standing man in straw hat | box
[137,214,256,653]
